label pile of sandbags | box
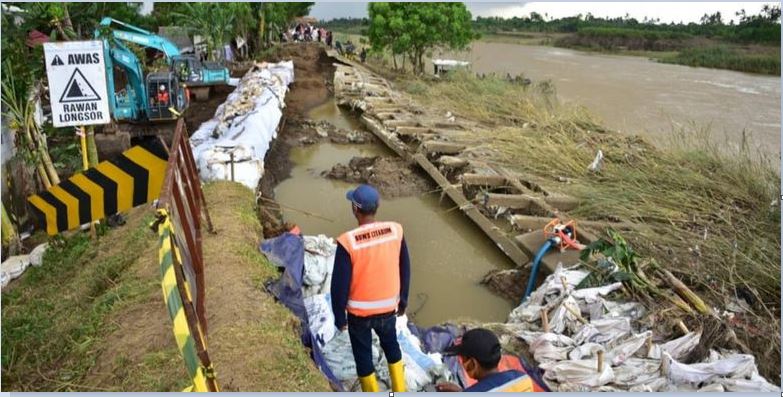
[502,265,777,392]
[191,61,294,189]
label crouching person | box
[436,328,538,392]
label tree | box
[368,3,476,74]
[173,3,254,61]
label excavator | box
[98,17,230,100]
[92,18,231,155]
[93,21,188,156]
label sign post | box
[44,40,110,237]
[43,41,111,128]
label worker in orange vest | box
[436,328,538,392]
[331,184,410,392]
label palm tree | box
[174,3,236,61]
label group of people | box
[329,184,539,392]
[287,22,333,47]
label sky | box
[309,2,773,24]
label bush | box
[662,46,780,75]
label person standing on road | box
[331,184,410,392]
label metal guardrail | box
[153,119,218,391]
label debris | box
[500,264,776,391]
[587,149,603,172]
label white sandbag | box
[304,293,338,348]
[602,300,646,320]
[322,329,387,390]
[572,317,631,345]
[302,235,336,297]
[568,343,603,360]
[548,296,583,334]
[394,315,447,391]
[539,358,614,387]
[29,243,48,267]
[664,351,757,386]
[612,358,662,387]
[1,255,31,288]
[571,282,623,303]
[698,383,725,392]
[716,374,780,392]
[647,331,700,360]
[606,331,651,366]
[628,377,669,392]
[529,332,576,363]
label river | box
[436,41,781,156]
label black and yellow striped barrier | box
[28,141,168,235]
[156,208,219,392]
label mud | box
[256,44,342,237]
[184,84,235,133]
[324,156,433,198]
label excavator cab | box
[146,72,188,121]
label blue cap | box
[346,184,380,211]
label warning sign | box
[44,41,110,127]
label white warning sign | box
[44,41,110,127]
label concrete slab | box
[422,141,466,155]
[515,231,583,273]
[461,173,508,187]
[484,193,536,209]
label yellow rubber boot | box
[359,372,379,392]
[388,360,406,392]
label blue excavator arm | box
[95,23,149,121]
[99,17,181,59]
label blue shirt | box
[464,370,526,392]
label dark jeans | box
[347,312,402,377]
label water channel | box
[274,101,515,326]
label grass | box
[1,210,160,391]
[199,181,331,391]
[661,45,781,75]
[2,182,332,391]
[394,70,780,381]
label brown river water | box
[436,41,781,156]
[274,102,514,326]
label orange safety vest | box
[486,374,536,392]
[337,221,404,317]
[461,355,546,392]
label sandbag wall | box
[191,61,295,190]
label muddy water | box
[436,42,781,155]
[274,103,514,326]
